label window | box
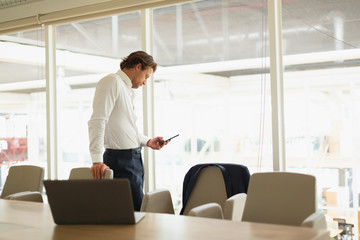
[153,0,271,212]
[282,0,360,228]
[0,28,47,187]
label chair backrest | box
[333,218,354,236]
[241,172,316,226]
[333,217,346,224]
[180,163,250,215]
[223,193,247,221]
[0,165,44,198]
[140,189,175,214]
[188,203,224,219]
[182,166,227,215]
[68,167,113,180]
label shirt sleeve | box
[88,119,106,163]
[88,75,119,163]
[139,133,151,147]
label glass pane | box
[0,29,47,189]
[55,12,142,179]
[154,0,268,66]
[56,12,141,58]
[154,0,271,213]
[282,0,360,235]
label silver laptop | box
[43,179,145,225]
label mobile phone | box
[165,134,179,142]
[161,134,179,145]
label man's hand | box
[91,162,110,179]
[147,136,169,150]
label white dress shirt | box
[88,70,150,163]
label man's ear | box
[135,63,142,71]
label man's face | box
[131,64,153,89]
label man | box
[88,51,167,211]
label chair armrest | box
[4,191,43,203]
[301,212,327,229]
[224,193,247,221]
[104,169,113,179]
[189,203,224,219]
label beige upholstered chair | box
[189,203,224,219]
[223,193,247,221]
[182,166,227,215]
[68,167,113,180]
[1,165,44,203]
[242,172,318,226]
[140,189,175,214]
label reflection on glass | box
[56,12,141,58]
[154,0,269,66]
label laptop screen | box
[44,179,145,225]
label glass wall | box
[153,0,271,212]
[282,0,360,233]
[0,28,47,188]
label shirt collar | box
[116,69,132,89]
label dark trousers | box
[103,149,144,211]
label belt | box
[106,147,142,154]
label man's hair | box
[120,51,157,72]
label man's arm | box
[88,119,110,179]
[88,75,118,179]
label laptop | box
[43,179,145,225]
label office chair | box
[180,163,250,215]
[181,166,227,215]
[188,203,224,219]
[68,167,113,179]
[242,172,318,227]
[140,189,175,214]
[1,165,44,203]
[223,193,247,221]
[333,217,354,239]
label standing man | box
[88,51,167,211]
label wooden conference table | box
[0,199,329,240]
